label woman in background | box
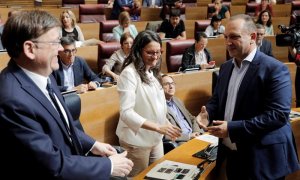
[205,15,225,37]
[102,33,134,82]
[210,0,230,20]
[256,10,274,35]
[113,11,138,41]
[116,30,181,177]
[60,10,102,47]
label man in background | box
[52,36,103,93]
[162,74,203,144]
[256,23,273,57]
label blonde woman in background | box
[113,11,138,42]
[60,10,102,47]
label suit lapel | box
[173,98,192,127]
[72,58,80,86]
[234,53,260,114]
[10,61,73,143]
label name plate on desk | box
[145,160,200,180]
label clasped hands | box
[196,106,228,138]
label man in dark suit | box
[52,36,102,93]
[162,75,203,143]
[197,14,300,179]
[0,10,133,179]
[256,23,273,57]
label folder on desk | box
[144,160,200,180]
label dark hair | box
[195,32,208,42]
[2,10,61,58]
[120,32,133,45]
[210,15,222,26]
[256,10,272,27]
[60,36,76,46]
[122,30,162,85]
[169,8,181,17]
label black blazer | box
[52,56,102,92]
[181,44,212,70]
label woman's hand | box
[157,123,182,140]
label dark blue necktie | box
[46,79,82,155]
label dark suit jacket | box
[110,0,133,20]
[181,44,212,71]
[0,60,111,179]
[206,51,300,179]
[166,97,203,142]
[259,39,273,57]
[52,56,102,92]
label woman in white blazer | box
[116,30,181,177]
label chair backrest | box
[166,39,195,72]
[245,2,259,17]
[62,0,85,7]
[97,0,109,3]
[79,4,106,23]
[292,1,300,14]
[145,21,162,32]
[182,0,197,7]
[99,20,119,42]
[62,92,84,131]
[97,42,121,72]
[194,20,211,38]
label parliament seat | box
[194,20,211,38]
[166,39,194,72]
[99,20,119,42]
[62,92,84,131]
[97,42,121,72]
[79,4,106,23]
[245,2,259,17]
[62,0,84,7]
[291,1,300,15]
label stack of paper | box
[145,160,200,180]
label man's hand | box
[109,151,134,177]
[190,132,200,139]
[74,84,88,93]
[91,142,117,157]
[207,120,228,138]
[88,81,97,90]
[196,106,210,131]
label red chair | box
[245,2,259,17]
[62,0,85,7]
[166,39,195,72]
[97,42,121,72]
[79,4,106,23]
[99,20,119,42]
[292,1,300,15]
[194,20,211,38]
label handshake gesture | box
[196,106,229,138]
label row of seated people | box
[0,0,296,23]
[52,21,274,95]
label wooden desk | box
[0,52,9,72]
[133,138,215,180]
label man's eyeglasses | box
[32,40,62,48]
[162,82,176,87]
[63,48,77,55]
[143,50,162,58]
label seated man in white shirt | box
[162,74,204,144]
